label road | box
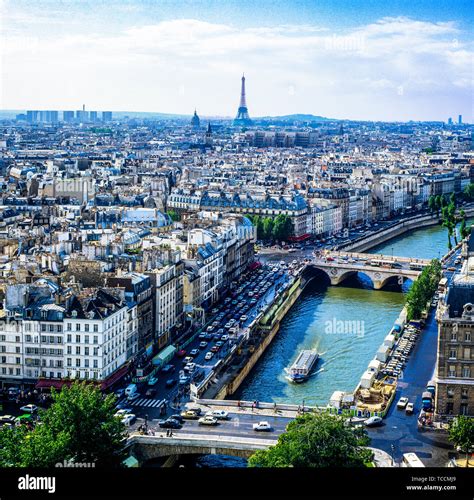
[115,265,291,422]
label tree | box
[166,210,180,222]
[405,259,442,321]
[463,183,474,201]
[262,217,274,241]
[0,382,127,467]
[449,416,474,467]
[428,196,436,214]
[248,412,372,468]
[272,214,293,241]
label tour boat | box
[286,350,319,383]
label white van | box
[125,384,138,398]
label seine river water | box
[175,218,472,467]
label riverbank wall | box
[341,205,474,253]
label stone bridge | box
[303,251,431,290]
[126,433,278,463]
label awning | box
[288,233,311,242]
[35,379,73,390]
[100,364,130,390]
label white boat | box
[286,350,319,383]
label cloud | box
[1,15,472,120]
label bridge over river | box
[304,251,431,289]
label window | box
[67,334,72,343]
[15,336,20,342]
[76,324,80,332]
[451,331,457,341]
[67,358,71,367]
[462,366,470,378]
[93,347,98,356]
[67,346,71,354]
[85,359,89,367]
[76,347,80,355]
[41,324,47,332]
[464,348,471,360]
[465,331,471,342]
[93,324,98,333]
[93,336,98,344]
[84,347,89,356]
[67,323,72,331]
[449,348,457,359]
[446,402,454,415]
[93,360,98,368]
[75,359,80,367]
[85,324,89,332]
[76,335,80,343]
[460,403,468,415]
[448,366,456,377]
[84,336,89,344]
[49,325,54,332]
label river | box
[176,218,471,467]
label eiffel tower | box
[233,74,252,126]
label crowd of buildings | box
[0,108,472,410]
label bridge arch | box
[376,274,414,290]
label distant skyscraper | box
[90,111,98,122]
[102,111,112,122]
[76,109,88,122]
[448,117,453,125]
[191,109,200,129]
[458,115,462,125]
[63,111,74,122]
[233,74,252,126]
[26,110,39,123]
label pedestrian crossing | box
[128,398,166,408]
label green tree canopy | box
[0,382,126,467]
[405,259,442,321]
[248,412,372,468]
[448,415,474,467]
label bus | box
[370,259,401,269]
[438,277,448,293]
[409,262,424,271]
[402,453,425,467]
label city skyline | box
[0,1,473,121]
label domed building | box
[191,109,200,129]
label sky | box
[0,0,473,121]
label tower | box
[205,122,213,146]
[191,109,200,129]
[233,74,252,126]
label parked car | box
[198,416,219,426]
[147,377,158,386]
[169,414,184,423]
[127,392,140,402]
[177,349,187,357]
[19,404,38,413]
[405,403,414,415]
[199,341,208,349]
[397,397,409,409]
[253,421,273,432]
[205,351,214,361]
[364,416,383,427]
[161,364,175,373]
[190,349,199,357]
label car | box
[169,414,185,423]
[177,349,187,357]
[240,315,248,322]
[114,388,125,398]
[179,376,189,385]
[198,416,219,426]
[198,332,207,339]
[204,333,213,340]
[205,410,229,420]
[405,403,414,415]
[147,376,158,386]
[165,378,176,388]
[158,419,182,429]
[210,345,219,353]
[190,349,199,357]
[114,409,132,418]
[145,388,156,398]
[184,362,196,372]
[19,404,38,413]
[205,351,214,361]
[225,322,233,329]
[253,421,273,432]
[127,392,140,402]
[180,409,201,420]
[364,416,383,427]
[0,415,15,427]
[121,414,136,426]
[183,356,193,364]
[162,364,175,373]
[219,337,228,343]
[199,341,208,349]
[397,397,409,409]
[206,325,215,332]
